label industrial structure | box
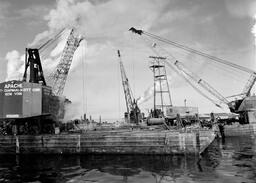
[48,29,83,96]
[129,27,256,124]
[0,27,219,156]
[0,28,82,134]
[117,50,141,124]
[149,56,172,118]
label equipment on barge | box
[0,29,83,135]
[117,50,142,124]
[129,27,256,124]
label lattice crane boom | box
[129,27,256,98]
[50,29,83,96]
[172,60,229,105]
[129,27,255,74]
[130,27,256,111]
[150,42,230,107]
[117,50,135,114]
[137,36,229,108]
[242,73,256,97]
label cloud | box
[25,0,172,83]
[19,5,51,19]
[5,0,243,120]
[25,0,201,78]
[5,50,24,81]
[0,1,10,31]
[225,0,256,18]
[30,0,170,43]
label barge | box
[0,128,216,155]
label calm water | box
[0,137,256,183]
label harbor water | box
[0,137,256,183]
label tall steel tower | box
[149,56,172,117]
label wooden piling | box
[196,131,200,153]
[15,136,19,154]
[76,135,81,153]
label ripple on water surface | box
[0,136,255,183]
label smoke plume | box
[5,0,166,81]
[63,101,82,122]
[138,79,170,104]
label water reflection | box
[0,137,255,183]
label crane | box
[117,50,140,124]
[0,28,74,134]
[129,27,256,98]
[129,27,256,123]
[48,29,83,96]
[149,41,230,109]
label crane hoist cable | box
[151,42,229,104]
[39,29,68,59]
[38,28,66,51]
[129,27,256,74]
[140,36,226,108]
[170,63,223,108]
[130,27,256,104]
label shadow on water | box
[0,137,255,182]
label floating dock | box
[0,128,216,155]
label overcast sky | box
[0,0,256,121]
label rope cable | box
[81,41,86,117]
[38,28,66,51]
[142,31,255,74]
[141,36,225,108]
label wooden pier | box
[0,129,216,155]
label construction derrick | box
[117,50,140,124]
[129,27,256,100]
[148,41,229,109]
[129,27,256,123]
[49,29,83,96]
[149,56,172,118]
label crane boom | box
[117,50,141,124]
[129,27,256,123]
[242,73,256,97]
[130,27,256,110]
[150,42,230,107]
[117,50,135,114]
[49,29,83,96]
[172,60,229,105]
[129,27,256,74]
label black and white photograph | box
[0,0,256,182]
